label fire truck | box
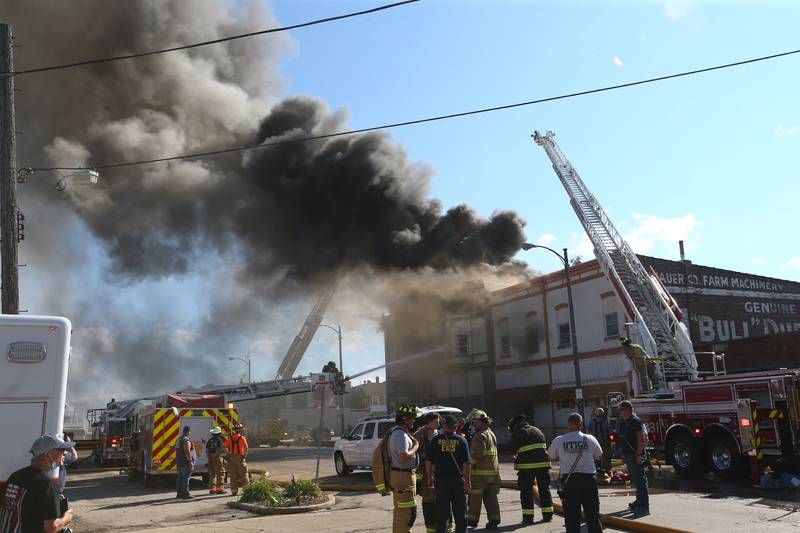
[87,400,134,466]
[535,131,800,479]
[126,393,240,485]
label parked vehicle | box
[333,406,461,476]
[0,315,72,492]
[127,394,240,485]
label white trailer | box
[0,315,71,487]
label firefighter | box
[388,404,421,533]
[467,410,501,530]
[508,414,553,524]
[206,426,227,494]
[413,412,440,533]
[621,338,661,391]
[225,423,250,496]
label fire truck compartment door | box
[737,400,754,452]
[181,415,213,470]
[0,401,46,481]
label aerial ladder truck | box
[534,131,800,479]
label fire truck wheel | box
[666,433,704,477]
[334,452,351,476]
[707,435,744,479]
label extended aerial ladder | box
[533,131,697,387]
[195,278,340,402]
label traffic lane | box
[247,445,342,481]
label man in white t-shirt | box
[548,413,604,533]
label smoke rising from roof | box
[1,1,527,408]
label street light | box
[55,169,100,192]
[319,323,345,437]
[228,355,251,384]
[522,242,584,416]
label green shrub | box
[240,479,284,507]
[285,478,322,505]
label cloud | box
[751,258,766,265]
[787,258,800,267]
[613,57,624,68]
[776,125,800,137]
[664,0,693,20]
[538,233,556,245]
[624,213,701,255]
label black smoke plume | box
[0,1,526,408]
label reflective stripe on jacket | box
[510,424,550,470]
[470,428,499,476]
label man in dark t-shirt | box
[1,434,74,533]
[426,415,472,533]
[618,400,649,514]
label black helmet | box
[396,404,421,419]
[620,337,631,345]
[507,414,527,431]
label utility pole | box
[0,23,19,315]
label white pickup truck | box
[333,406,461,476]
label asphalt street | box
[65,446,800,532]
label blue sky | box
[28,0,800,400]
[270,0,800,280]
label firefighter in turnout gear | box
[225,423,250,496]
[206,426,227,494]
[413,412,441,533]
[508,415,553,524]
[467,410,501,530]
[387,404,421,533]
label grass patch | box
[240,479,284,507]
[285,478,322,505]
[239,477,323,508]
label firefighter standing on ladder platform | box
[225,423,250,496]
[467,410,501,530]
[508,415,553,524]
[621,338,661,391]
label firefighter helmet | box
[396,404,420,419]
[210,426,223,435]
[507,414,528,431]
[470,410,492,424]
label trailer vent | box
[7,342,47,363]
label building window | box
[371,395,381,405]
[500,335,511,358]
[558,323,572,347]
[558,398,573,409]
[525,312,539,355]
[605,312,619,337]
[456,334,469,357]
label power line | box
[1,0,419,77]
[27,45,800,172]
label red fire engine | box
[535,131,799,480]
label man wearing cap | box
[467,410,500,530]
[508,414,553,524]
[0,434,75,533]
[206,427,227,495]
[427,415,471,533]
[225,423,250,496]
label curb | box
[228,493,335,515]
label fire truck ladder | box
[274,278,338,382]
[533,131,697,384]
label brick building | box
[383,255,800,441]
